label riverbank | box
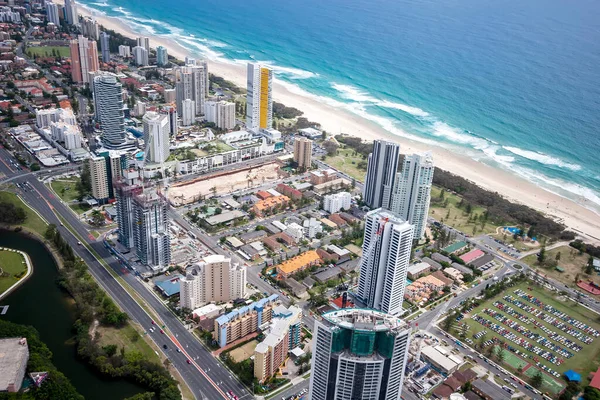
[0,247,33,301]
[66,1,600,243]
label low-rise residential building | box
[407,262,432,280]
[251,195,290,217]
[213,294,279,348]
[460,249,485,264]
[442,241,468,255]
[404,274,449,304]
[308,168,338,185]
[276,250,321,278]
[285,222,304,242]
[442,267,464,283]
[276,183,302,201]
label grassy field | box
[429,186,500,235]
[522,245,598,286]
[96,324,160,362]
[325,146,367,181]
[26,46,71,58]
[69,203,91,215]
[0,250,27,295]
[0,191,47,235]
[229,340,259,363]
[455,281,600,394]
[50,178,80,203]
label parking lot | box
[457,282,600,394]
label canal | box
[0,231,144,400]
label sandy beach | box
[70,3,600,242]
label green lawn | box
[97,324,160,362]
[26,46,71,58]
[455,281,600,393]
[50,178,80,203]
[522,245,597,287]
[429,186,501,235]
[0,249,27,295]
[0,191,47,235]
[325,146,367,182]
[70,203,91,215]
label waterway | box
[0,230,144,400]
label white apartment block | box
[36,108,77,128]
[132,45,148,66]
[118,45,131,58]
[180,255,246,310]
[323,191,352,214]
[285,222,304,242]
[391,152,434,240]
[357,209,414,315]
[204,100,236,130]
[142,111,170,163]
[302,218,323,239]
[181,98,195,126]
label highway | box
[0,147,250,400]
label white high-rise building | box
[36,108,77,128]
[136,37,150,52]
[323,191,352,214]
[45,2,59,26]
[204,101,236,130]
[80,17,99,40]
[132,189,170,270]
[64,0,78,25]
[181,98,195,126]
[175,62,207,116]
[94,75,127,148]
[180,255,246,310]
[118,45,131,58]
[142,111,170,163]
[357,209,414,316]
[132,45,148,66]
[363,140,400,210]
[391,153,434,240]
[308,308,411,400]
[246,63,273,132]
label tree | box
[538,247,546,264]
[555,252,561,262]
[586,256,595,275]
[495,346,505,364]
[90,209,105,226]
[530,370,543,389]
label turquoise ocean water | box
[81,0,600,212]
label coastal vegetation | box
[334,134,574,241]
[522,245,597,286]
[0,319,84,400]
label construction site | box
[168,161,286,206]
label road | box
[0,147,250,400]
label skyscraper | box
[308,308,411,400]
[45,2,60,26]
[80,17,99,40]
[175,63,207,116]
[132,189,170,270]
[94,75,126,148]
[64,0,78,25]
[136,37,150,52]
[179,255,246,309]
[180,98,195,126]
[246,63,273,132]
[204,101,236,130]
[293,136,313,170]
[99,31,110,63]
[89,156,109,202]
[156,45,168,67]
[357,209,413,316]
[390,152,434,240]
[114,171,142,249]
[142,111,170,163]
[363,140,400,209]
[70,35,99,84]
[118,45,131,58]
[132,46,148,66]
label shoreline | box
[68,2,600,243]
[0,246,33,301]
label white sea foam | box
[503,146,582,171]
[90,1,109,7]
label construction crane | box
[413,298,453,364]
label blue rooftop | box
[564,370,581,382]
[154,274,183,297]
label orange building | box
[276,250,321,278]
[251,195,290,217]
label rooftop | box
[153,274,183,297]
[460,249,485,263]
[276,250,321,275]
[322,308,408,332]
[443,241,468,254]
[0,338,29,392]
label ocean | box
[82,0,600,212]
